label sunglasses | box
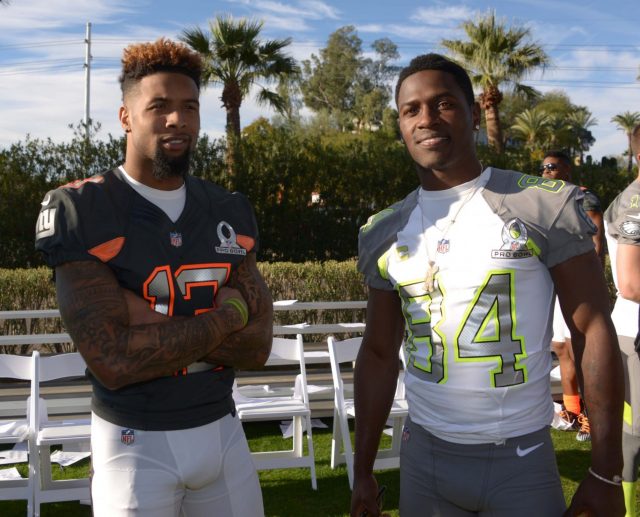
[539,163,558,173]
[360,485,386,517]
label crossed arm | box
[56,252,273,390]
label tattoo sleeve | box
[202,253,274,368]
[56,260,245,390]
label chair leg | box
[330,410,342,469]
[340,415,354,490]
[305,415,317,490]
[293,416,303,458]
[389,416,405,456]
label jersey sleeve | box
[545,186,597,267]
[581,187,602,213]
[605,183,640,246]
[233,191,260,254]
[35,187,96,267]
[357,191,418,291]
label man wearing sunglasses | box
[541,151,605,443]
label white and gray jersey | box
[358,167,595,444]
[604,180,640,338]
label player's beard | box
[152,147,192,180]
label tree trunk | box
[479,86,504,154]
[222,81,243,190]
[628,134,634,174]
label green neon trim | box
[526,237,541,257]
[223,298,249,326]
[377,249,392,280]
[361,208,394,233]
[624,401,633,427]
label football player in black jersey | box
[36,38,272,516]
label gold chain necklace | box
[420,164,484,293]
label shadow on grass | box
[555,448,591,484]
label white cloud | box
[411,5,475,26]
[0,0,133,32]
[224,0,340,21]
[299,0,340,19]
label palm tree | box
[611,111,640,173]
[441,11,549,153]
[181,16,298,187]
[510,106,553,157]
[566,107,597,164]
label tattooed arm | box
[201,252,273,369]
[55,260,247,390]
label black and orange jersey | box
[35,167,259,430]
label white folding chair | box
[234,335,317,489]
[327,336,408,489]
[28,351,91,516]
[0,353,34,513]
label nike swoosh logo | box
[516,442,544,457]
[41,194,51,206]
[628,214,640,220]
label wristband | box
[222,297,249,326]
[588,467,622,486]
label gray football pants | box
[399,417,566,516]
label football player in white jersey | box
[604,123,640,517]
[351,54,624,517]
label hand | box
[122,289,168,326]
[350,475,382,517]
[564,474,624,517]
[215,286,249,330]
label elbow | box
[251,332,273,368]
[619,283,640,304]
[85,362,125,391]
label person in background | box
[604,123,640,517]
[35,38,273,517]
[351,53,624,517]
[541,150,605,442]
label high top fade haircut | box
[119,38,203,99]
[395,53,475,107]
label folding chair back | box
[29,351,91,516]
[0,353,34,510]
[327,336,408,489]
[234,335,317,489]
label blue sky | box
[0,0,638,161]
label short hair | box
[119,38,203,98]
[395,53,475,107]
[632,124,640,161]
[543,150,571,167]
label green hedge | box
[0,258,617,336]
[0,262,367,334]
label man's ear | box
[119,105,131,133]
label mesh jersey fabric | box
[358,167,595,444]
[35,168,259,430]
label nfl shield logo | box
[436,239,450,254]
[121,429,135,446]
[170,232,182,247]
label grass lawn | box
[0,420,636,516]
